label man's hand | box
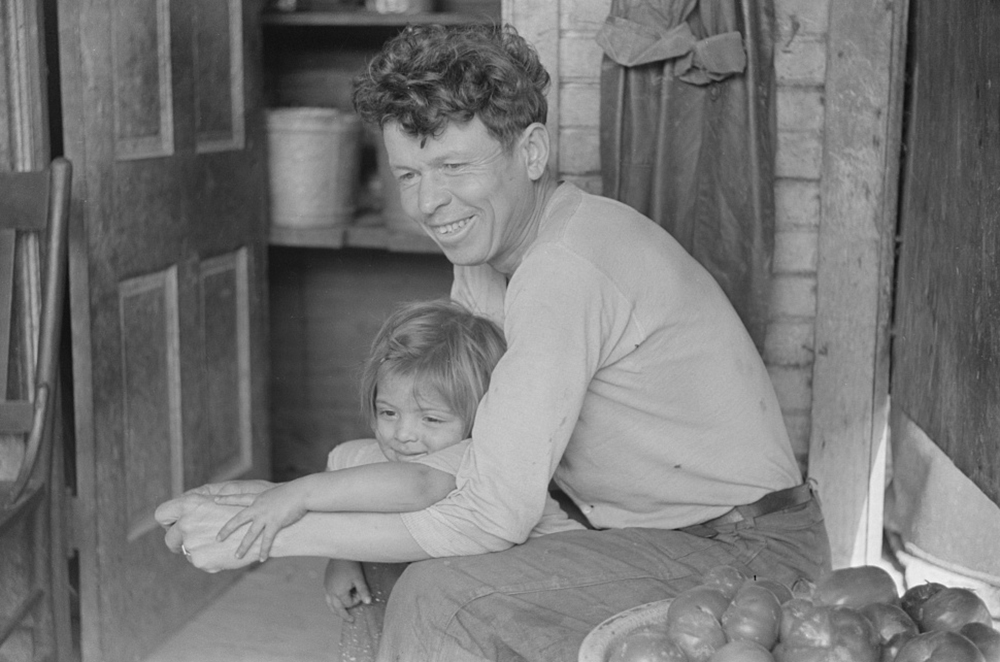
[155,493,261,572]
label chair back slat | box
[0,170,50,230]
[2,158,72,505]
[0,230,14,395]
[0,401,33,433]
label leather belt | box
[699,483,813,528]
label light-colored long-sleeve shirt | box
[401,183,801,557]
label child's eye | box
[377,409,397,419]
[424,416,444,424]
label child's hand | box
[214,482,308,561]
[324,559,372,622]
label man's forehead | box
[383,119,501,162]
[385,118,492,147]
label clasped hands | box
[155,479,297,573]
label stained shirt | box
[400,183,801,557]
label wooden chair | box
[0,158,72,660]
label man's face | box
[382,117,538,273]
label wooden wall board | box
[891,0,1000,507]
[809,0,909,567]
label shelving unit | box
[262,4,498,254]
[268,213,441,253]
[263,2,500,480]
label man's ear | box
[520,123,550,181]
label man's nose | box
[417,171,450,215]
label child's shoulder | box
[327,439,386,471]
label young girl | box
[214,299,582,654]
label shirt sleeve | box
[528,495,587,538]
[326,439,389,472]
[402,247,618,556]
[410,440,468,476]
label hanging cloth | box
[597,0,776,350]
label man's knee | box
[387,559,471,628]
[380,558,479,661]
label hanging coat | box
[597,0,776,350]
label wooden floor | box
[144,557,342,662]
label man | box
[158,23,830,661]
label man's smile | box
[431,216,473,237]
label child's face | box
[374,372,467,462]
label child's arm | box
[215,462,456,560]
[218,462,455,512]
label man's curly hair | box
[352,23,550,150]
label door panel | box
[58,0,270,659]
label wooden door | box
[891,0,1000,503]
[57,1,271,660]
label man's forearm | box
[268,509,432,563]
[158,494,432,572]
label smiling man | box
[381,117,547,272]
[159,23,831,661]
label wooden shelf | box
[261,10,491,27]
[269,213,441,254]
[268,224,346,248]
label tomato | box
[608,627,689,662]
[778,598,816,643]
[917,587,993,633]
[959,623,1000,662]
[745,576,794,605]
[893,630,987,662]
[667,604,728,662]
[775,604,879,662]
[708,639,775,661]
[668,586,732,624]
[859,602,919,645]
[901,582,946,624]
[812,565,900,610]
[882,631,919,662]
[702,565,748,601]
[721,584,782,650]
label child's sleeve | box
[410,440,467,477]
[326,439,389,472]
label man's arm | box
[156,494,431,573]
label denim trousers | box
[376,495,831,662]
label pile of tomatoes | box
[606,564,999,662]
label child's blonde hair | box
[360,300,506,438]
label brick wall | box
[769,0,827,471]
[516,0,830,471]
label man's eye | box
[396,172,415,183]
[442,163,464,172]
